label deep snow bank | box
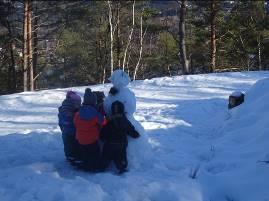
[199,78,269,201]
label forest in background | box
[0,0,269,95]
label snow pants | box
[100,143,128,173]
[78,142,101,172]
[62,134,80,162]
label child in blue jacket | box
[58,91,81,164]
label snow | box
[104,69,135,117]
[104,86,136,119]
[104,69,144,134]
[1,71,269,201]
[108,69,131,88]
[230,91,243,97]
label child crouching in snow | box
[100,101,140,174]
[74,88,104,171]
[58,91,81,164]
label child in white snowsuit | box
[100,101,140,174]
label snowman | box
[104,69,154,169]
[104,69,144,134]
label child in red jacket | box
[74,88,104,171]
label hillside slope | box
[0,71,269,201]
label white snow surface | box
[1,71,269,201]
[230,91,244,97]
[108,69,131,88]
[104,86,137,121]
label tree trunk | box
[116,1,121,68]
[210,0,217,73]
[9,43,16,92]
[189,53,193,74]
[23,0,29,91]
[133,11,146,80]
[32,2,38,89]
[126,53,131,76]
[27,1,34,91]
[108,1,114,76]
[167,64,171,76]
[122,0,135,71]
[102,67,106,84]
[95,38,101,83]
[149,34,152,56]
[257,35,262,71]
[6,21,16,92]
[179,0,189,75]
[247,57,250,71]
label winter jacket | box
[58,99,78,136]
[74,105,104,145]
[100,113,140,145]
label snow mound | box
[202,78,269,201]
[128,132,153,169]
[230,91,244,97]
[229,77,269,117]
[244,77,269,105]
[225,77,269,153]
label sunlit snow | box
[1,71,269,201]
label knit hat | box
[66,91,81,107]
[83,88,97,106]
[111,101,124,115]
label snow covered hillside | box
[1,71,269,201]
